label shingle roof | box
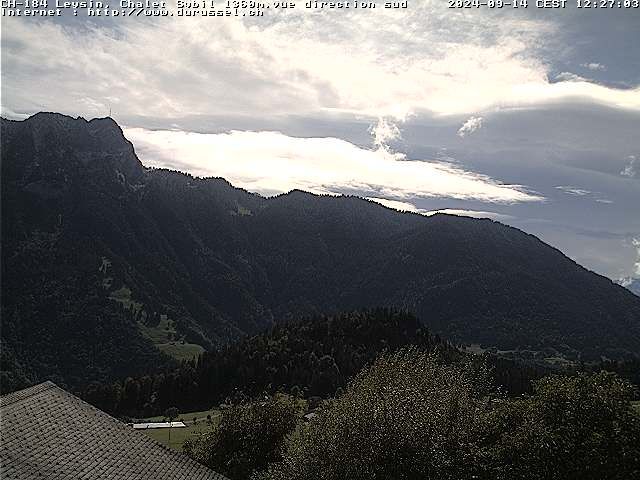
[0,382,228,480]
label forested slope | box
[3,112,640,391]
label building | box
[132,422,187,430]
[0,381,228,480]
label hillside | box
[83,308,470,417]
[2,112,640,390]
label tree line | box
[185,349,640,480]
[82,308,547,418]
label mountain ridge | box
[2,112,639,390]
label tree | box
[184,394,305,480]
[255,351,640,480]
[255,349,493,480]
[487,372,640,480]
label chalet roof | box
[0,381,228,480]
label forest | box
[3,113,640,397]
[73,308,640,479]
[82,308,573,418]
[182,350,640,480]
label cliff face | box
[2,113,145,186]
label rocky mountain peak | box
[1,112,145,185]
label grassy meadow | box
[108,283,205,361]
[139,409,221,451]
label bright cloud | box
[2,7,640,121]
[367,197,424,213]
[369,118,402,150]
[366,197,512,220]
[423,209,513,221]
[457,116,484,138]
[125,127,542,203]
[554,72,589,83]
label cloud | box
[634,237,640,276]
[619,277,633,287]
[125,127,543,203]
[423,208,513,221]
[2,8,640,122]
[1,5,639,283]
[619,237,640,284]
[621,155,637,178]
[581,63,606,72]
[555,185,591,196]
[366,197,424,213]
[0,106,30,119]
[554,72,589,83]
[553,186,616,206]
[366,197,513,221]
[457,116,484,138]
[369,117,402,151]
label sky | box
[1,2,639,282]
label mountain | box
[2,112,640,390]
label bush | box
[488,371,640,480]
[255,350,640,480]
[255,349,493,480]
[184,394,305,479]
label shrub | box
[256,351,640,480]
[184,394,304,479]
[488,371,640,480]
[255,349,493,480]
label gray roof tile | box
[1,382,228,480]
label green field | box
[140,409,221,451]
[157,342,205,362]
[142,408,220,423]
[137,314,205,361]
[141,422,211,450]
[108,284,205,362]
[632,401,640,415]
[138,314,204,360]
[109,284,143,313]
